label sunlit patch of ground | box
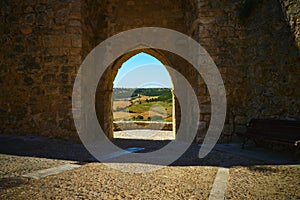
[226,165,300,199]
[0,162,217,200]
[114,130,175,140]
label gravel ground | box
[0,154,72,178]
[0,135,299,199]
[0,163,218,200]
[226,165,300,200]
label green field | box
[113,88,173,122]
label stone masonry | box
[0,0,299,142]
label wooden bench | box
[241,119,300,158]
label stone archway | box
[83,0,210,142]
[95,48,179,139]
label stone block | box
[42,74,56,83]
[35,5,46,12]
[58,73,68,83]
[24,76,34,85]
[6,14,18,24]
[198,96,210,104]
[68,55,81,65]
[44,55,68,64]
[70,47,81,55]
[24,13,36,24]
[59,85,72,95]
[55,8,70,25]
[61,66,75,73]
[20,24,33,35]
[43,35,64,47]
[200,105,211,114]
[71,34,82,48]
[69,19,81,27]
[46,48,68,56]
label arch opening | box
[111,52,176,140]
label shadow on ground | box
[0,134,298,167]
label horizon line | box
[113,87,172,89]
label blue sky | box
[113,53,173,88]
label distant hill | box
[112,88,173,122]
[113,88,172,100]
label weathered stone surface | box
[37,13,48,26]
[0,0,299,142]
[24,14,35,24]
[24,76,34,85]
[42,74,56,83]
[20,24,33,35]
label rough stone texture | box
[280,0,300,48]
[243,0,300,123]
[0,0,299,142]
[0,0,82,139]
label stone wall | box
[280,0,300,48]
[194,0,300,138]
[84,0,202,140]
[0,0,82,139]
[113,121,173,131]
[0,0,299,142]
[242,0,300,123]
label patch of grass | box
[113,89,173,122]
[129,102,172,114]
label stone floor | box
[0,133,299,199]
[114,129,175,140]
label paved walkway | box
[114,129,175,140]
